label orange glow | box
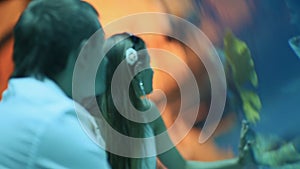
[0,0,30,99]
[201,0,255,44]
[209,0,254,28]
[0,1,29,37]
[86,0,257,162]
[0,0,256,163]
[0,39,14,100]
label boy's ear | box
[74,39,89,68]
[71,37,105,101]
[76,35,104,69]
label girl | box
[92,32,252,169]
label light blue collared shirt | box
[0,77,111,169]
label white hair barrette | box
[126,48,138,65]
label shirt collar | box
[2,77,68,102]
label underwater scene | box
[0,0,299,169]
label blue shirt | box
[0,77,111,169]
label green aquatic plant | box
[223,30,262,123]
[240,90,262,123]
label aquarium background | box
[214,0,300,162]
[0,0,299,168]
[236,0,300,137]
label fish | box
[288,36,300,59]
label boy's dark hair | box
[12,0,101,79]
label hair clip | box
[125,48,138,65]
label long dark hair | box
[99,33,152,169]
